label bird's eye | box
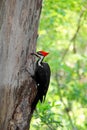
[37,52,42,55]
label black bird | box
[31,50,51,111]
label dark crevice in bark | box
[0,0,5,30]
[7,71,37,130]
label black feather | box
[31,62,51,112]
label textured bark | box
[0,0,42,130]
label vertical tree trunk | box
[0,0,42,130]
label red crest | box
[38,51,49,56]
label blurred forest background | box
[31,0,87,130]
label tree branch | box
[55,73,77,130]
[61,8,86,60]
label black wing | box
[42,63,51,100]
[31,62,51,112]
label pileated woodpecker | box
[31,50,51,111]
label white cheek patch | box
[38,55,44,67]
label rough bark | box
[0,0,42,130]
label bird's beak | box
[31,52,35,55]
[31,52,40,58]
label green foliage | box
[31,0,87,130]
[31,102,63,130]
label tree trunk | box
[0,0,42,130]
